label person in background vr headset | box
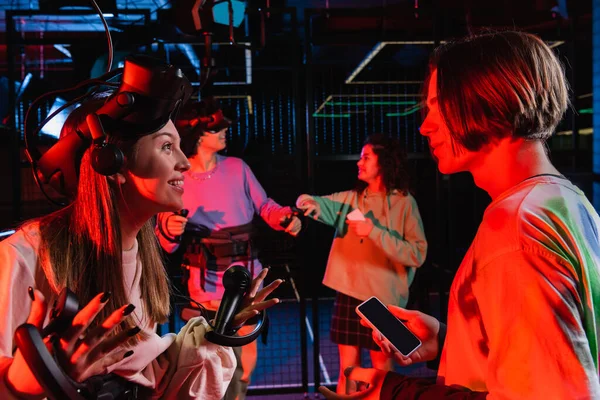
[0,55,282,399]
[155,97,301,400]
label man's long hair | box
[426,30,569,153]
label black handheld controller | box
[14,288,88,399]
[279,206,303,229]
[174,208,190,242]
[204,265,266,347]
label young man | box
[319,31,600,399]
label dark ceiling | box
[0,1,593,107]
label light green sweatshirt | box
[297,189,427,306]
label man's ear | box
[107,172,126,185]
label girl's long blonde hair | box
[36,98,171,344]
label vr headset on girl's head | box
[25,54,193,199]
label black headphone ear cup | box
[91,143,124,176]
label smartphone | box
[356,297,422,357]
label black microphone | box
[212,265,251,335]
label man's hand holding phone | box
[360,305,441,366]
[356,297,422,358]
